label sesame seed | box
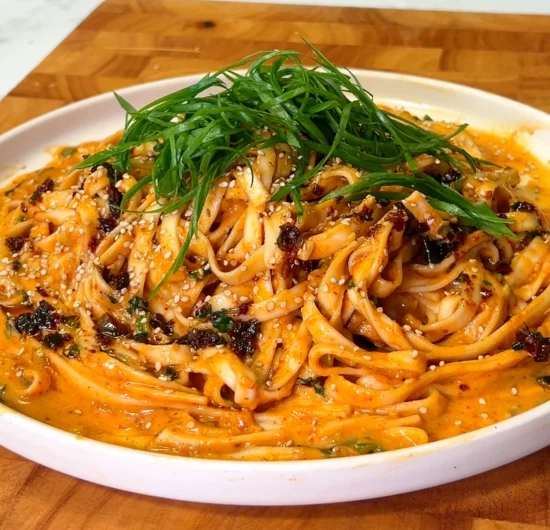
[419,407,428,414]
[480,413,489,420]
[411,350,418,358]
[267,302,275,311]
[511,387,518,396]
[479,398,486,405]
[145,422,152,430]
[403,324,412,332]
[454,420,462,426]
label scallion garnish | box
[74,39,512,296]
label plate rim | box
[1,68,550,486]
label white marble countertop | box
[2,0,550,103]
[1,0,101,100]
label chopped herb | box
[188,268,211,281]
[17,215,27,223]
[352,441,384,454]
[423,114,433,121]
[108,294,119,304]
[60,146,78,157]
[421,237,455,265]
[63,343,80,359]
[347,280,356,288]
[164,366,178,380]
[15,300,60,336]
[208,309,234,332]
[62,315,80,329]
[4,180,24,196]
[128,296,149,313]
[97,313,129,339]
[297,376,327,397]
[193,302,212,319]
[5,317,14,338]
[133,313,151,343]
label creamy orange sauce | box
[1,126,550,461]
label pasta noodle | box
[1,47,550,460]
[0,122,549,461]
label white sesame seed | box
[511,387,518,396]
[479,398,487,405]
[454,420,462,426]
[419,407,428,414]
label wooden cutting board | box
[1,1,550,528]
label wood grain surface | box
[1,1,550,528]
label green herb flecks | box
[60,146,78,157]
[74,39,497,295]
[4,180,25,196]
[297,376,327,397]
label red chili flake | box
[5,237,25,254]
[513,329,550,362]
[177,329,225,349]
[29,178,54,204]
[511,201,536,213]
[311,184,324,196]
[277,223,303,253]
[228,319,260,357]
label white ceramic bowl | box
[1,71,550,505]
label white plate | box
[1,71,550,506]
